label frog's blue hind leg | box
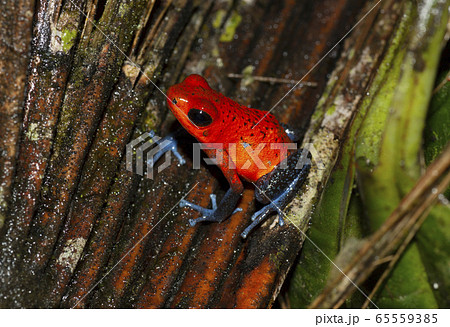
[241,201,286,239]
[146,131,186,169]
[241,171,303,238]
[241,149,311,238]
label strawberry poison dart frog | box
[153,74,311,238]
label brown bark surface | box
[0,0,372,308]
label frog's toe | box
[241,202,288,238]
[241,219,261,238]
[250,205,271,221]
[241,206,273,238]
[277,214,286,227]
[274,206,286,226]
[188,216,209,227]
[209,194,217,210]
[171,145,186,165]
[233,207,243,214]
[180,199,214,217]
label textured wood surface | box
[0,0,372,308]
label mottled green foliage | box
[289,0,449,308]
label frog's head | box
[167,74,220,141]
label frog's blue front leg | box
[181,194,242,227]
[146,131,186,169]
[180,148,244,228]
[181,194,217,224]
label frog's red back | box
[167,74,291,182]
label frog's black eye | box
[188,108,213,127]
[172,98,177,104]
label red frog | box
[155,74,310,238]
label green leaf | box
[374,243,438,308]
[355,0,447,308]
[416,204,450,307]
[424,71,450,198]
